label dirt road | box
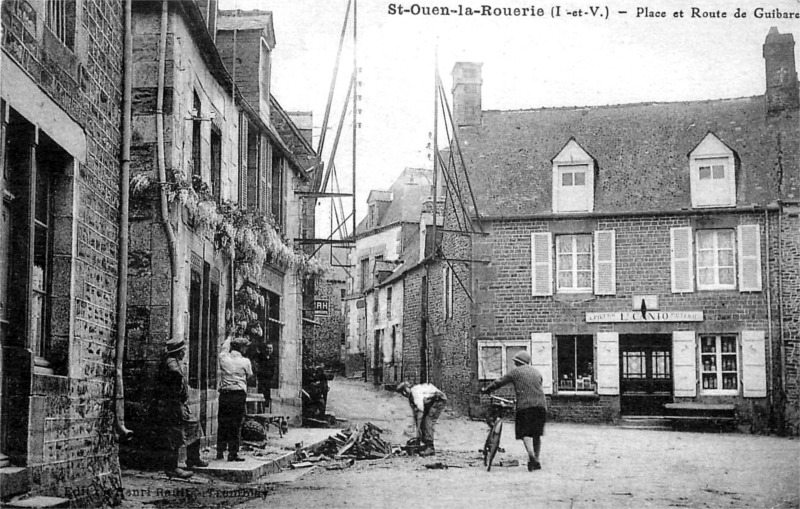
[235,379,799,509]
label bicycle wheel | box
[485,420,503,471]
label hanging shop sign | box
[585,310,704,323]
[313,299,329,315]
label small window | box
[360,258,370,292]
[210,127,222,202]
[46,0,76,50]
[689,133,736,208]
[556,234,592,292]
[192,92,202,178]
[478,340,530,380]
[386,287,393,319]
[696,229,736,290]
[557,335,595,393]
[700,334,739,393]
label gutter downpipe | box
[157,1,181,344]
[776,203,787,433]
[764,204,776,430]
[115,0,134,440]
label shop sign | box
[585,310,703,323]
[313,299,329,315]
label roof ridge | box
[484,95,763,115]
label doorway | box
[619,334,672,415]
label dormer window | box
[689,133,736,208]
[551,139,595,213]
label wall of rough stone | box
[778,209,800,434]
[303,278,346,372]
[1,0,126,503]
[401,265,426,384]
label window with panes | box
[700,334,738,393]
[556,234,592,292]
[45,0,76,50]
[478,340,530,380]
[557,335,595,392]
[3,111,69,372]
[696,229,736,290]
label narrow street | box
[225,379,797,509]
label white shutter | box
[673,331,697,397]
[670,227,694,293]
[594,230,616,295]
[531,232,553,296]
[738,225,762,292]
[596,332,619,395]
[742,331,767,398]
[531,333,553,395]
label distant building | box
[344,168,434,386]
[427,29,800,434]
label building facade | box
[1,0,125,504]
[122,1,318,468]
[429,29,799,434]
[343,168,433,385]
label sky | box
[219,0,800,234]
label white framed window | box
[556,335,595,393]
[443,265,453,320]
[551,139,595,213]
[689,133,736,208]
[478,339,530,380]
[556,234,592,293]
[696,229,736,290]
[700,334,739,394]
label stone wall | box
[778,209,800,434]
[1,0,126,504]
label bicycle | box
[481,395,515,471]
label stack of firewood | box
[316,422,394,460]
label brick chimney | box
[451,62,483,127]
[763,27,799,115]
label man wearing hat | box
[481,350,547,471]
[156,338,208,479]
[395,381,447,457]
[216,336,254,461]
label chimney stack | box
[763,27,799,115]
[451,62,483,127]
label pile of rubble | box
[316,422,395,460]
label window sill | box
[700,390,739,396]
[551,393,600,401]
[554,292,594,303]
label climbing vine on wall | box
[130,170,329,286]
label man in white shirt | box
[396,382,447,457]
[217,336,254,461]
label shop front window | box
[557,335,595,392]
[701,334,738,393]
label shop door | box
[619,334,672,415]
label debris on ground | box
[315,422,394,460]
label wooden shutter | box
[738,224,762,292]
[265,142,273,214]
[594,230,616,295]
[238,115,248,207]
[670,226,694,293]
[672,330,697,397]
[531,232,553,296]
[596,332,619,395]
[259,134,268,212]
[531,333,553,395]
[741,330,767,398]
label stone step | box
[2,496,70,508]
[0,467,30,500]
[619,416,673,431]
[0,454,10,469]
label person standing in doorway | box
[217,336,254,461]
[156,338,208,479]
[396,382,448,457]
[481,350,547,471]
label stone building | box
[427,29,799,434]
[0,0,125,504]
[122,0,318,466]
[343,168,433,385]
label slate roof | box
[356,168,434,235]
[456,96,799,218]
[217,10,276,48]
